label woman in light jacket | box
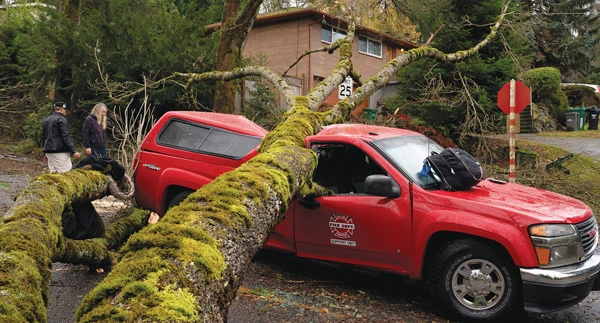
[82,102,108,157]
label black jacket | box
[42,112,77,154]
[82,114,107,148]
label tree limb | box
[423,24,446,46]
[176,66,296,115]
[0,170,150,323]
[283,37,348,77]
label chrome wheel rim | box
[451,258,505,310]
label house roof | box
[206,8,418,50]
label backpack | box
[73,155,126,182]
[425,148,483,191]
[61,201,105,239]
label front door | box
[294,143,412,272]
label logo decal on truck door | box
[329,214,355,238]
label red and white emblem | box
[329,214,355,239]
[590,227,597,240]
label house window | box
[359,36,382,58]
[321,24,347,43]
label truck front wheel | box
[429,239,521,321]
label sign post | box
[497,80,531,183]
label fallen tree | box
[0,4,509,323]
[0,169,150,322]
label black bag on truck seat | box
[426,148,483,191]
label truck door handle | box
[298,196,320,209]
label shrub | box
[523,68,569,125]
[562,85,600,107]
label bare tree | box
[109,98,156,177]
[0,3,509,323]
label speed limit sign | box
[338,76,353,99]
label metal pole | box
[509,79,516,183]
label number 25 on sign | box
[496,79,531,183]
[338,76,353,99]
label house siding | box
[243,10,415,112]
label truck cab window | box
[313,144,385,194]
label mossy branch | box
[0,169,108,323]
[0,170,150,323]
[305,17,357,113]
[76,144,316,322]
[175,66,296,112]
[53,208,151,268]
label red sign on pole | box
[497,79,531,183]
[497,80,531,114]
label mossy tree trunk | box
[0,170,150,323]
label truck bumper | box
[520,247,600,313]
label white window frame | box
[321,24,347,44]
[358,35,382,58]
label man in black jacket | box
[42,102,80,173]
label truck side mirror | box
[364,175,401,198]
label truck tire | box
[428,239,521,321]
[167,190,193,210]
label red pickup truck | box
[133,111,600,321]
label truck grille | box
[576,215,598,258]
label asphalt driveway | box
[516,133,600,161]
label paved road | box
[516,133,600,161]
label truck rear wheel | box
[428,239,521,321]
[167,190,193,210]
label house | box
[214,8,418,114]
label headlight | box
[529,224,584,268]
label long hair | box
[91,103,107,130]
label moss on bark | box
[0,170,150,323]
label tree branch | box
[0,170,151,322]
[176,66,296,114]
[423,24,446,46]
[329,1,509,120]
[283,38,347,77]
[91,44,175,104]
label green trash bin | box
[566,107,586,131]
[362,108,378,120]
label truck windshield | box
[372,135,443,187]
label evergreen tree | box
[0,3,59,139]
[390,0,534,139]
[0,0,223,120]
[523,0,600,81]
[73,0,222,113]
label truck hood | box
[430,178,593,224]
